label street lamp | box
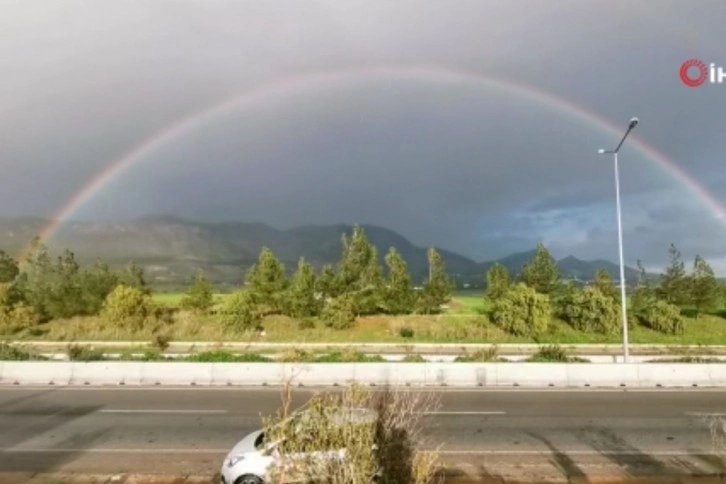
[598,116,638,363]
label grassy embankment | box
[11,291,726,345]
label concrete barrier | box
[2,362,726,388]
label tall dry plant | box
[261,381,442,484]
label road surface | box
[1,387,726,482]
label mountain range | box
[0,215,642,289]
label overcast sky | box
[2,0,726,271]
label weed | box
[399,326,415,338]
[151,333,171,352]
[526,344,589,363]
[298,319,316,330]
[401,354,426,363]
[183,350,272,362]
[278,348,317,363]
[455,345,503,362]
[648,356,725,363]
[0,342,45,360]
[317,350,385,363]
[67,344,105,361]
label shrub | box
[455,346,501,362]
[67,344,105,361]
[184,350,272,362]
[0,343,44,361]
[317,349,385,363]
[0,303,41,334]
[561,286,619,335]
[636,298,684,335]
[401,354,426,363]
[277,348,317,363]
[399,326,415,338]
[117,349,164,361]
[151,333,171,352]
[101,284,153,332]
[321,294,356,330]
[526,344,589,363]
[152,306,176,325]
[219,291,262,332]
[298,319,316,330]
[648,356,724,363]
[491,283,551,336]
[0,283,9,307]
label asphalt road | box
[1,387,726,482]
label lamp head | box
[629,117,639,129]
[598,149,606,154]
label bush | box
[0,303,41,334]
[455,346,502,362]
[322,294,356,330]
[561,286,619,335]
[401,354,426,363]
[183,351,272,362]
[298,318,316,330]
[117,349,164,361]
[399,326,414,338]
[219,291,262,332]
[0,343,45,361]
[151,333,171,352]
[0,283,9,307]
[275,348,385,363]
[636,298,684,335]
[648,356,724,363]
[317,350,385,363]
[152,306,177,325]
[491,283,551,336]
[277,348,317,363]
[101,284,153,332]
[67,344,105,361]
[526,344,589,363]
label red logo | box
[680,59,708,87]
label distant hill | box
[0,215,646,289]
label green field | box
[152,292,231,307]
[22,292,726,345]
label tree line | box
[1,230,723,338]
[483,242,724,337]
[0,237,151,331]
[0,227,452,333]
[206,225,452,330]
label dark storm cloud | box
[1,0,725,271]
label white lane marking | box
[424,411,506,415]
[98,409,228,414]
[0,448,719,456]
[685,412,726,417]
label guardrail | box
[2,362,725,388]
[9,341,726,355]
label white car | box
[221,407,377,484]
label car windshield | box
[254,432,266,451]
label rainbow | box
[21,64,726,259]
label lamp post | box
[598,117,639,363]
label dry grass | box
[262,381,442,484]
